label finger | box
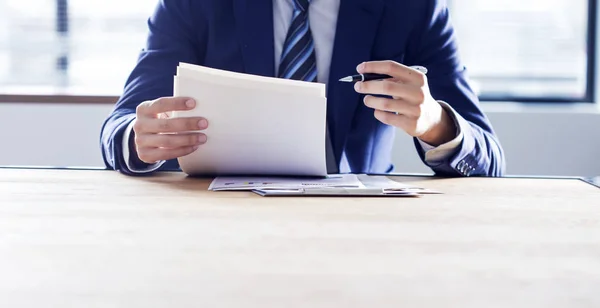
[137,97,196,117]
[363,95,420,117]
[355,80,423,103]
[357,61,427,86]
[137,145,201,164]
[136,132,207,149]
[135,117,208,134]
[373,109,414,134]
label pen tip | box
[339,76,352,82]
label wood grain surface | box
[0,169,599,308]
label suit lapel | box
[327,0,385,163]
[233,0,275,77]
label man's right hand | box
[132,97,208,164]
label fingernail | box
[192,145,200,151]
[198,135,207,143]
[186,99,195,108]
[411,66,428,74]
[198,119,208,129]
[354,82,362,92]
[356,63,365,73]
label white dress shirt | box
[122,0,464,173]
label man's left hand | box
[354,60,456,146]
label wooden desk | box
[1,169,599,308]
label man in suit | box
[100,0,506,177]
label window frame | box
[0,94,117,104]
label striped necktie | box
[278,0,338,174]
[278,0,318,81]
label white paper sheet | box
[176,63,326,97]
[356,175,442,194]
[208,174,365,191]
[171,63,328,177]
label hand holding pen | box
[341,61,457,147]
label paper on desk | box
[171,63,328,177]
[208,174,365,191]
[357,174,442,194]
[209,174,441,195]
[247,175,441,197]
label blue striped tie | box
[278,0,338,174]
[278,0,318,82]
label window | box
[0,0,596,102]
[0,0,155,96]
[448,0,595,102]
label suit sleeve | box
[405,0,506,177]
[99,0,207,175]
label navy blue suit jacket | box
[100,0,505,177]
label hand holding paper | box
[131,97,209,164]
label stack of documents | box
[171,62,328,177]
[209,174,441,197]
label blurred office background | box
[0,0,598,177]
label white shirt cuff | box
[417,101,465,163]
[122,119,166,173]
